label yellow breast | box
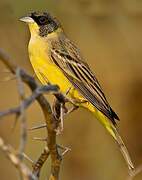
[28,34,75,94]
[27,23,117,140]
[28,30,116,137]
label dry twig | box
[0,49,67,180]
[0,137,37,180]
[16,68,27,161]
[32,146,50,177]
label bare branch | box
[32,146,50,177]
[16,68,27,161]
[0,137,37,180]
[0,85,58,119]
[0,49,63,179]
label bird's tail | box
[90,108,135,172]
[85,104,135,172]
[105,122,135,173]
[114,127,134,172]
[101,115,135,172]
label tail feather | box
[90,105,134,172]
[114,128,135,172]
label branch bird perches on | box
[0,49,71,180]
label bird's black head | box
[30,11,61,37]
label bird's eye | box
[39,16,47,25]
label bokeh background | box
[0,0,142,179]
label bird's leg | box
[52,92,77,134]
[64,86,87,106]
[53,87,87,134]
[56,103,64,135]
[52,88,71,134]
[52,97,64,135]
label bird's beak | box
[19,16,34,23]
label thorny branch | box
[0,48,142,180]
[0,49,69,180]
[16,68,27,161]
[32,146,50,177]
[0,137,37,180]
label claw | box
[64,105,78,116]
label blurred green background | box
[0,0,142,179]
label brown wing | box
[50,35,119,124]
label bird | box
[20,11,134,171]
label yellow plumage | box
[28,23,116,139]
[21,12,134,171]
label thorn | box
[32,137,47,142]
[62,147,71,156]
[57,145,71,156]
[28,123,47,131]
[0,76,16,82]
[11,118,18,132]
[22,153,34,164]
[0,69,11,73]
[10,112,20,132]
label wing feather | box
[50,36,119,124]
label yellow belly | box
[28,36,83,101]
[31,56,71,91]
[28,35,116,138]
